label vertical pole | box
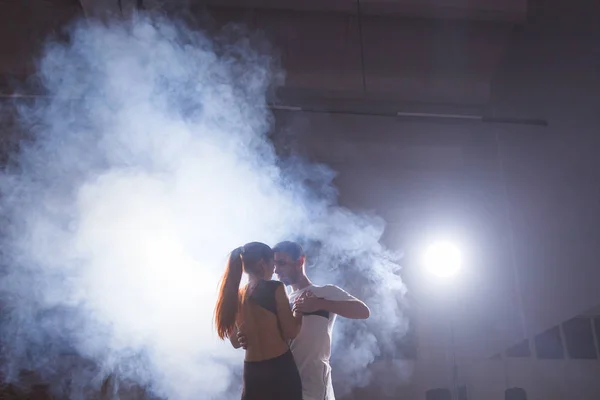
[450,319,459,400]
[448,291,459,400]
[558,323,570,397]
[591,317,600,359]
[493,129,529,345]
[493,128,530,393]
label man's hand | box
[293,290,324,314]
[237,330,248,350]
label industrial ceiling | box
[80,0,528,21]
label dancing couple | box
[214,241,370,400]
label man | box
[237,241,370,400]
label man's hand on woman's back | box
[236,330,248,349]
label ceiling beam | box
[197,0,528,22]
[78,0,122,18]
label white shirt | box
[287,284,356,400]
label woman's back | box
[214,242,303,400]
[238,280,298,362]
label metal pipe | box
[397,111,482,120]
[356,0,368,95]
[0,93,548,127]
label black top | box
[247,280,283,315]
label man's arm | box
[317,298,370,319]
[294,286,370,320]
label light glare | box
[423,241,462,278]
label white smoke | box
[0,14,407,400]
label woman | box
[214,242,303,400]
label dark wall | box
[273,0,600,359]
[0,0,82,82]
[491,0,600,341]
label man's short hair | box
[273,241,305,261]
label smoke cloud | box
[0,14,407,400]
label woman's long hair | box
[214,242,274,340]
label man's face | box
[274,252,301,285]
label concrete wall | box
[280,0,600,360]
[339,357,600,399]
[202,5,514,105]
[0,1,515,106]
[0,0,82,79]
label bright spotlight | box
[422,241,462,278]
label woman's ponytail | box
[214,247,244,340]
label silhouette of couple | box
[214,241,370,400]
